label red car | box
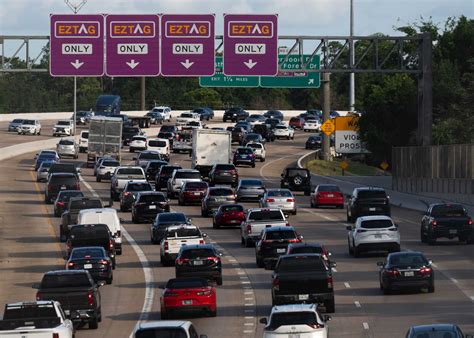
[289,117,305,129]
[160,278,217,318]
[213,204,246,228]
[310,184,344,208]
[178,181,209,206]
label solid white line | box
[244,323,254,326]
[470,296,474,302]
[354,301,361,308]
[451,278,459,284]
[363,322,370,330]
[332,268,338,272]
[243,330,254,333]
[344,282,351,288]
[259,151,307,180]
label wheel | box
[60,228,67,242]
[245,238,253,248]
[256,256,264,268]
[120,204,127,212]
[260,158,264,162]
[216,277,223,286]
[353,245,361,258]
[89,317,99,329]
[160,310,169,320]
[304,189,310,196]
[287,136,290,140]
[106,275,113,285]
[293,209,297,215]
[348,239,354,255]
[132,214,138,224]
[201,208,207,217]
[178,198,183,206]
[467,236,474,245]
[428,283,435,293]
[251,163,255,168]
[325,298,335,313]
[241,236,245,247]
[382,285,391,295]
[96,175,102,182]
[427,231,437,245]
[292,175,303,187]
[209,308,217,317]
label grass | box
[305,158,388,176]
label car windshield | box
[389,254,428,267]
[240,180,263,186]
[71,248,104,259]
[135,328,187,338]
[127,183,153,192]
[287,169,309,177]
[175,171,200,179]
[23,120,35,125]
[41,273,91,288]
[138,194,166,203]
[248,210,284,221]
[152,108,164,113]
[358,190,387,199]
[117,168,143,175]
[180,249,215,259]
[265,230,297,240]
[267,190,292,197]
[237,148,253,154]
[277,255,327,272]
[149,140,167,147]
[360,219,394,229]
[57,121,70,125]
[158,213,186,223]
[166,278,209,289]
[209,188,233,196]
[12,119,24,123]
[139,152,161,160]
[268,312,318,331]
[181,113,193,118]
[431,205,466,217]
[166,227,201,238]
[221,205,244,212]
[59,139,74,145]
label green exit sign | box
[199,57,259,88]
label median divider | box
[297,150,319,169]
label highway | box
[0,121,473,337]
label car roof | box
[180,244,214,250]
[388,251,425,259]
[355,186,386,192]
[271,303,318,314]
[248,207,282,212]
[266,188,291,192]
[137,191,166,196]
[45,269,88,276]
[410,324,457,332]
[71,246,105,252]
[137,320,190,330]
[429,203,464,208]
[167,224,198,231]
[79,208,117,215]
[264,226,295,232]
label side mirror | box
[330,262,337,268]
[202,233,208,238]
[284,214,289,219]
[346,225,352,231]
[32,283,40,289]
[298,235,304,240]
[376,261,384,267]
[428,260,433,265]
[187,218,192,223]
[97,281,106,287]
[323,315,332,322]
[259,317,268,325]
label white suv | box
[246,142,266,162]
[347,215,401,257]
[167,169,202,198]
[53,120,74,136]
[260,304,330,338]
[150,106,171,121]
[18,119,41,135]
[273,124,295,140]
[159,224,206,266]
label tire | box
[428,283,435,293]
[245,238,253,248]
[467,236,474,245]
[304,189,310,196]
[60,228,67,242]
[260,158,264,162]
[106,275,113,285]
[287,136,290,140]
[353,245,361,258]
[216,277,223,286]
[120,204,127,212]
[292,175,303,187]
[241,236,245,247]
[89,317,99,330]
[96,175,102,182]
[160,310,168,320]
[325,298,335,313]
[251,163,255,168]
[348,239,354,255]
[209,308,217,317]
[427,231,437,245]
[256,256,264,268]
[383,285,391,295]
[178,198,183,206]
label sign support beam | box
[321,72,331,161]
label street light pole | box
[349,0,355,112]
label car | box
[36,160,57,182]
[255,226,302,269]
[122,126,143,146]
[260,188,297,215]
[176,112,200,125]
[150,212,191,244]
[347,215,401,257]
[75,110,93,124]
[53,190,85,217]
[263,110,284,121]
[34,152,59,171]
[201,186,236,217]
[233,147,256,167]
[35,149,59,161]
[160,225,206,266]
[280,167,312,195]
[96,158,120,182]
[183,120,205,130]
[289,116,305,129]
[147,138,170,161]
[330,111,340,118]
[246,142,266,162]
[253,123,275,142]
[303,118,322,132]
[149,106,171,121]
[79,130,89,152]
[274,124,295,140]
[311,184,344,208]
[234,121,253,133]
[53,120,74,136]
[236,178,266,201]
[178,181,209,206]
[160,278,217,319]
[160,124,177,133]
[346,187,391,222]
[156,131,175,147]
[305,134,323,149]
[405,324,472,338]
[129,135,148,152]
[18,119,41,135]
[45,173,80,204]
[378,251,434,294]
[56,138,79,159]
[223,107,249,122]
[144,160,168,181]
[192,107,213,121]
[420,203,474,245]
[145,111,163,124]
[231,126,246,145]
[66,246,113,284]
[167,169,202,198]
[208,163,239,187]
[213,204,246,229]
[260,304,331,338]
[155,165,182,191]
[265,118,282,130]
[132,191,170,223]
[175,244,222,285]
[8,118,24,131]
[133,320,208,338]
[306,109,323,118]
[48,163,80,180]
[243,132,265,145]
[241,208,290,247]
[246,114,266,125]
[60,197,104,241]
[286,243,335,269]
[119,181,154,211]
[134,150,163,169]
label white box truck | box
[192,129,232,179]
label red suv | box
[178,181,209,206]
[213,204,246,228]
[289,117,305,129]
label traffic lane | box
[80,154,256,338]
[1,153,147,338]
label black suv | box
[253,124,275,142]
[119,181,154,211]
[346,187,391,222]
[175,244,223,285]
[231,127,246,145]
[280,167,312,195]
[255,226,302,269]
[223,107,249,122]
[45,173,80,204]
[132,191,170,223]
[155,165,182,190]
[145,160,168,181]
[208,164,239,187]
[263,110,284,121]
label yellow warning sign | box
[380,161,389,171]
[340,161,349,170]
[321,119,335,136]
[335,116,359,131]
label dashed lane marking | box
[363,322,370,330]
[354,301,361,308]
[344,282,351,288]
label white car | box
[147,138,170,161]
[129,135,148,152]
[274,124,295,140]
[183,120,204,129]
[167,169,202,198]
[133,320,207,338]
[159,224,206,266]
[18,119,41,135]
[150,106,172,121]
[79,130,89,152]
[176,112,200,125]
[246,142,266,162]
[53,120,74,136]
[347,215,401,257]
[303,118,322,132]
[96,158,120,182]
[56,138,79,159]
[260,304,330,338]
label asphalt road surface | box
[0,122,473,337]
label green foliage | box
[182,88,223,108]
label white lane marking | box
[245,297,254,301]
[241,281,251,284]
[244,323,254,326]
[344,282,351,288]
[332,267,338,272]
[244,291,253,295]
[470,296,474,302]
[79,175,154,336]
[431,263,438,268]
[451,278,459,284]
[300,207,337,222]
[245,316,253,319]
[363,322,370,330]
[243,330,254,333]
[237,271,246,275]
[354,301,361,308]
[245,303,255,306]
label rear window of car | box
[41,273,92,288]
[180,249,215,259]
[232,127,244,132]
[215,164,235,170]
[289,246,323,254]
[59,139,74,145]
[240,180,263,186]
[268,312,318,330]
[175,171,200,179]
[49,175,77,185]
[70,225,110,239]
[248,210,284,221]
[123,127,140,133]
[166,227,201,238]
[237,148,253,154]
[81,132,89,139]
[102,160,120,167]
[184,182,208,189]
[138,194,166,203]
[265,230,297,240]
[317,185,340,192]
[3,305,57,319]
[117,168,143,175]
[57,191,84,201]
[221,205,244,212]
[290,117,300,122]
[389,254,428,267]
[160,125,175,132]
[275,125,287,129]
[40,161,55,169]
[147,161,167,169]
[127,183,153,192]
[360,219,394,229]
[357,190,387,199]
[431,205,466,217]
[157,132,173,138]
[70,199,102,210]
[161,166,182,175]
[148,140,167,147]
[247,143,263,149]
[277,255,327,272]
[158,213,186,223]
[267,190,292,197]
[166,278,209,289]
[135,328,187,338]
[139,152,161,160]
[287,169,309,177]
[209,188,234,196]
[71,248,104,259]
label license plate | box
[327,194,334,197]
[61,186,67,190]
[193,192,201,196]
[369,207,376,211]
[149,205,156,209]
[298,294,309,300]
[193,260,203,265]
[215,198,226,202]
[449,229,457,234]
[277,248,286,253]
[182,300,192,305]
[84,264,93,269]
[404,271,414,277]
[222,173,230,176]
[288,335,300,338]
[374,234,382,238]
[230,220,239,223]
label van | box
[147,138,170,161]
[77,208,122,255]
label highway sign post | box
[161,14,215,76]
[50,14,104,76]
[223,14,278,76]
[199,56,259,87]
[260,54,320,88]
[105,14,160,77]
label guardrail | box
[297,150,319,169]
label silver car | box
[36,160,56,182]
[56,138,79,159]
[260,188,297,215]
[237,179,266,201]
[8,119,24,132]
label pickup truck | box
[0,301,74,338]
[176,112,200,126]
[271,253,335,313]
[60,197,103,241]
[172,129,193,154]
[159,224,206,266]
[240,208,289,247]
[34,270,103,329]
[110,166,147,201]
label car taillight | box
[164,241,169,251]
[75,182,80,190]
[36,292,42,301]
[230,169,237,175]
[109,240,114,250]
[266,198,275,202]
[53,333,59,338]
[176,258,188,265]
[246,224,252,234]
[199,239,205,244]
[99,260,109,265]
[468,219,473,225]
[57,201,65,206]
[286,198,295,202]
[385,268,400,276]
[124,192,130,196]
[87,291,94,306]
[67,262,75,268]
[327,275,333,289]
[272,277,280,291]
[420,267,432,275]
[288,238,300,243]
[431,220,437,227]
[197,290,212,296]
[308,323,324,329]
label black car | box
[255,226,302,269]
[306,109,323,118]
[305,134,323,149]
[420,203,474,245]
[157,131,175,147]
[155,165,182,190]
[60,197,104,241]
[346,187,391,222]
[150,212,190,244]
[234,121,252,133]
[252,123,275,142]
[75,111,93,124]
[132,191,170,223]
[145,160,168,181]
[45,173,80,204]
[233,147,256,167]
[378,251,434,294]
[263,110,284,121]
[208,163,239,187]
[280,167,311,195]
[122,126,142,145]
[67,246,113,284]
[223,107,249,122]
[286,243,335,269]
[175,244,223,285]
[48,163,80,178]
[53,190,85,217]
[243,133,264,145]
[192,107,212,121]
[265,118,281,129]
[119,181,154,211]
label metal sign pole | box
[349,0,355,112]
